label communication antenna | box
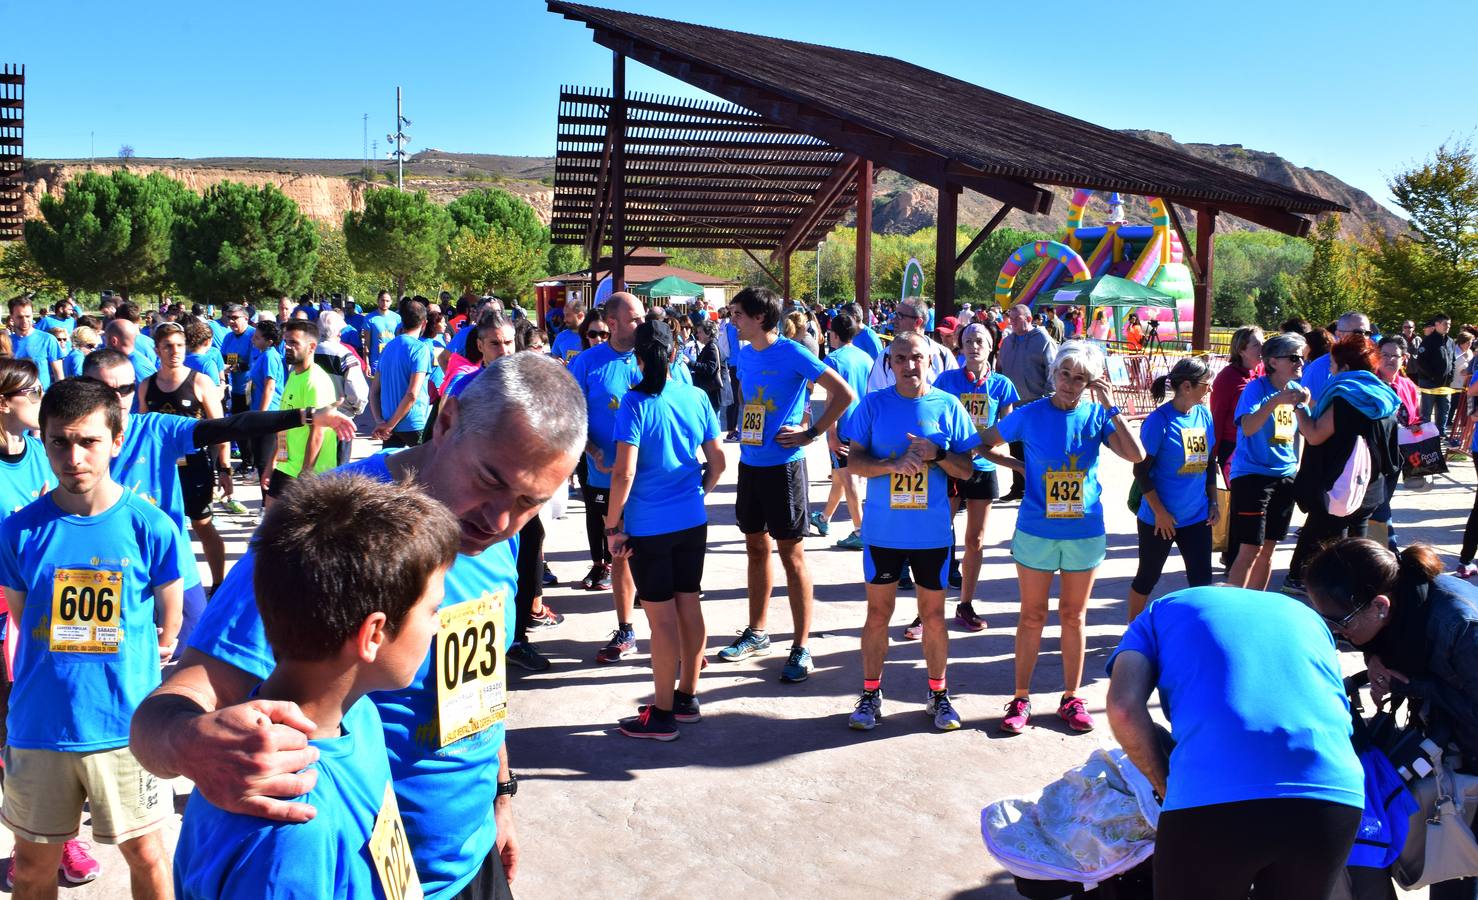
[386,86,412,192]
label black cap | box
[636,320,674,354]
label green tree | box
[547,243,585,278]
[310,223,376,300]
[0,241,70,303]
[24,169,191,300]
[343,188,454,297]
[446,188,549,265]
[1370,143,1478,326]
[169,181,319,306]
[1209,230,1310,327]
[968,226,1054,306]
[1290,214,1365,327]
[443,227,545,298]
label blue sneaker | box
[809,511,830,537]
[835,530,864,551]
[779,646,813,683]
[927,691,962,731]
[848,689,883,730]
[717,627,771,662]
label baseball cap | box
[636,319,674,354]
[937,315,961,334]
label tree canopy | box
[343,188,454,297]
[168,181,319,305]
[1370,143,1478,327]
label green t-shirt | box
[275,366,339,477]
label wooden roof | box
[552,86,861,252]
[544,262,736,287]
[548,3,1345,237]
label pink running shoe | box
[59,839,101,884]
[999,697,1031,734]
[1057,695,1095,733]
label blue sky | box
[7,0,1476,212]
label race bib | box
[1044,469,1086,519]
[960,393,993,432]
[50,568,122,654]
[276,438,290,462]
[564,349,579,364]
[1272,405,1296,444]
[740,404,765,446]
[889,470,928,509]
[1179,426,1209,475]
[225,352,240,372]
[434,592,507,748]
[369,783,423,900]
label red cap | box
[937,315,961,333]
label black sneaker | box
[618,706,679,741]
[641,690,701,723]
[948,558,962,590]
[507,642,551,672]
[542,563,559,587]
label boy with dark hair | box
[0,378,185,898]
[174,473,460,899]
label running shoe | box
[222,498,250,516]
[507,642,552,672]
[1458,562,1478,579]
[835,530,864,551]
[1280,577,1307,597]
[998,488,1024,504]
[779,646,813,683]
[595,629,637,664]
[641,690,701,723]
[527,605,564,629]
[717,627,771,661]
[724,430,741,444]
[1057,695,1095,732]
[618,707,679,742]
[848,689,884,730]
[948,558,962,589]
[902,617,923,641]
[1000,697,1031,734]
[809,511,830,537]
[927,691,962,731]
[542,563,559,587]
[581,563,612,591]
[954,605,986,632]
[59,839,100,885]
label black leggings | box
[1288,506,1371,581]
[1462,459,1478,565]
[577,461,611,566]
[514,515,544,645]
[1131,519,1213,596]
[1154,798,1360,900]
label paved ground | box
[10,416,1465,898]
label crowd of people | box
[0,284,1475,898]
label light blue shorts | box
[1011,531,1107,573]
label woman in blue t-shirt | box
[604,321,726,742]
[976,341,1144,735]
[1226,332,1309,591]
[1128,357,1217,621]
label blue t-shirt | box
[114,411,204,590]
[175,700,394,900]
[1230,376,1302,480]
[186,350,225,386]
[206,317,228,350]
[613,383,720,537]
[129,349,158,383]
[62,347,88,379]
[0,435,53,517]
[421,337,446,393]
[365,311,403,369]
[35,315,75,336]
[188,453,518,900]
[136,338,159,364]
[994,398,1117,540]
[823,343,872,441]
[0,491,184,751]
[567,343,639,490]
[931,368,1019,473]
[1106,586,1363,813]
[447,324,471,357]
[852,325,885,362]
[11,330,63,389]
[220,328,258,395]
[735,337,828,467]
[848,387,981,549]
[247,346,285,411]
[551,328,582,365]
[376,335,433,434]
[1137,402,1214,527]
[668,358,693,386]
[1301,354,1333,405]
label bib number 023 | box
[434,593,508,748]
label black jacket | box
[1293,398,1401,516]
[1415,332,1456,388]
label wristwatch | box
[932,445,946,462]
[604,524,622,537]
[804,425,818,441]
[496,774,518,798]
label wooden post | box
[610,53,627,292]
[855,158,873,315]
[935,182,959,320]
[781,250,791,300]
[1193,206,1216,352]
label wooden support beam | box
[956,203,1012,269]
[855,158,874,315]
[935,183,959,320]
[1193,207,1217,352]
[1217,203,1312,238]
[742,247,784,289]
[782,251,792,299]
[609,53,627,291]
[944,163,1054,215]
[771,153,859,262]
[1164,201,1201,282]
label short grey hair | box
[1050,340,1107,383]
[1261,332,1307,362]
[318,309,345,341]
[454,352,586,458]
[888,330,929,358]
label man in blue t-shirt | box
[34,296,77,337]
[9,296,65,389]
[371,299,433,448]
[131,352,588,900]
[550,300,585,364]
[0,378,185,897]
[102,317,158,383]
[814,313,872,548]
[363,290,403,374]
[1301,311,1372,404]
[219,304,258,413]
[719,287,855,684]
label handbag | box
[1400,422,1449,479]
[1393,747,1478,888]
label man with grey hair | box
[864,298,957,392]
[131,352,585,899]
[313,308,369,464]
[996,303,1058,502]
[1300,310,1372,404]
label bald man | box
[104,318,159,382]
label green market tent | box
[1039,274,1176,308]
[633,275,705,300]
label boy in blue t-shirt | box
[0,379,185,896]
[175,473,461,900]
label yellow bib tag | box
[369,782,423,900]
[889,470,928,510]
[435,592,507,748]
[960,393,992,432]
[1272,405,1296,444]
[1044,469,1087,519]
[50,568,123,654]
[225,352,240,371]
[564,349,579,364]
[740,404,765,446]
[276,439,291,462]
[1179,427,1209,475]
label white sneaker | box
[1457,563,1478,579]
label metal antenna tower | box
[386,86,412,192]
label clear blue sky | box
[8,0,1475,212]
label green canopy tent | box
[1036,274,1179,342]
[632,275,706,304]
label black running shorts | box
[735,459,809,540]
[627,524,707,603]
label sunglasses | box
[587,330,610,339]
[111,382,137,398]
[1320,598,1373,631]
[4,384,40,398]
[1340,329,1372,338]
[1277,355,1304,363]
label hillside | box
[24,134,1403,241]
